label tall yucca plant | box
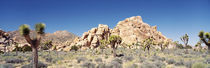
[199,31,210,53]
[108,35,122,57]
[180,34,189,47]
[19,23,45,68]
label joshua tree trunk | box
[3,46,6,56]
[32,47,38,68]
[16,48,18,56]
[208,45,210,53]
[113,48,116,57]
[160,45,163,51]
[147,47,150,55]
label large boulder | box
[112,16,170,45]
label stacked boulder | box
[63,16,172,51]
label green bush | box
[70,45,79,51]
[22,45,32,52]
[176,44,184,49]
[0,50,4,54]
[192,62,206,68]
[185,45,192,49]
[12,46,22,51]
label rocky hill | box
[8,30,77,46]
[63,16,172,51]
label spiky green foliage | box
[108,35,122,57]
[198,31,210,53]
[195,41,202,47]
[142,37,153,51]
[35,23,45,34]
[41,40,53,50]
[180,34,189,47]
[100,40,108,49]
[199,31,210,45]
[108,35,122,47]
[19,24,30,36]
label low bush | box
[21,61,47,68]
[166,59,176,64]
[192,62,206,68]
[6,58,24,63]
[70,45,79,51]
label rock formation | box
[112,16,169,44]
[64,16,171,51]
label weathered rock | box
[65,16,172,50]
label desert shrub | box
[0,64,14,68]
[175,59,184,66]
[81,61,95,68]
[105,55,109,59]
[21,61,47,68]
[12,46,22,51]
[139,56,146,63]
[112,58,123,64]
[185,45,192,49]
[109,60,122,68]
[141,61,156,68]
[205,58,210,64]
[192,62,206,68]
[166,59,176,64]
[176,43,184,49]
[77,57,88,63]
[150,55,162,62]
[184,61,194,68]
[201,54,207,58]
[70,45,79,51]
[22,45,32,52]
[123,56,134,61]
[45,57,53,63]
[41,40,53,50]
[154,60,166,68]
[96,63,105,68]
[0,50,3,54]
[95,58,102,63]
[6,58,24,63]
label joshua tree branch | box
[24,35,32,45]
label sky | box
[0,0,209,46]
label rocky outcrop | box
[112,16,169,44]
[64,16,172,51]
[63,24,111,51]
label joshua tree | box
[19,23,45,68]
[142,37,154,55]
[99,39,108,53]
[108,35,122,57]
[158,41,164,51]
[195,41,202,52]
[180,34,189,47]
[198,31,210,53]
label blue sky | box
[0,0,209,46]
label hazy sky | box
[0,0,209,46]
